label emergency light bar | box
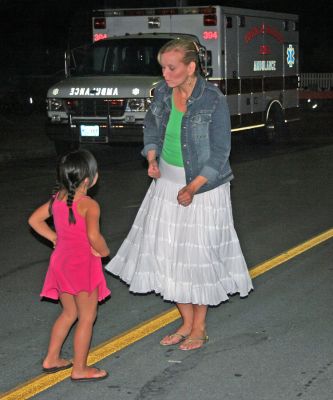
[94,18,106,29]
[203,14,217,26]
[94,7,217,30]
[98,7,216,17]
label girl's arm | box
[28,201,57,246]
[85,199,110,257]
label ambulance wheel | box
[54,140,79,157]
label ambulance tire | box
[258,105,287,144]
[54,140,79,157]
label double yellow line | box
[1,228,333,400]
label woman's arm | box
[142,106,160,156]
[28,201,57,246]
[178,92,231,206]
[85,199,110,257]
[198,93,231,182]
[147,149,161,179]
[142,81,166,158]
[143,89,163,179]
[177,176,208,206]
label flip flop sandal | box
[178,335,209,351]
[42,362,73,374]
[160,333,188,346]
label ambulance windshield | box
[72,38,170,76]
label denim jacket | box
[142,75,234,194]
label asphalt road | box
[0,108,332,399]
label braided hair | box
[50,149,98,224]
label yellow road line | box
[1,228,333,400]
[0,308,180,400]
[249,228,333,278]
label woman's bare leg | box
[179,304,208,350]
[160,303,194,345]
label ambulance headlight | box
[126,98,151,112]
[48,98,65,112]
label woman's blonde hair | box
[157,38,199,71]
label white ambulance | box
[46,5,299,154]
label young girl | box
[28,149,110,382]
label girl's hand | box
[177,185,195,207]
[51,235,57,249]
[148,159,161,179]
[91,246,102,257]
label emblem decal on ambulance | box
[52,88,59,95]
[253,60,276,71]
[287,45,295,68]
[132,88,140,95]
[69,88,119,96]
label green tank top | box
[161,95,184,167]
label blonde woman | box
[106,39,253,350]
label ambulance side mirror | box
[64,50,71,78]
[198,47,212,78]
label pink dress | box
[40,196,111,302]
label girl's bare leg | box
[42,293,77,369]
[71,289,107,379]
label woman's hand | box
[177,185,195,207]
[148,159,161,179]
[177,176,208,207]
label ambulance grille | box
[66,99,126,117]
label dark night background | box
[0,0,332,78]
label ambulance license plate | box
[80,125,99,137]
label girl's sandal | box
[160,333,188,346]
[178,335,209,351]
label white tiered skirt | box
[105,158,253,305]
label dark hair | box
[49,149,98,224]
